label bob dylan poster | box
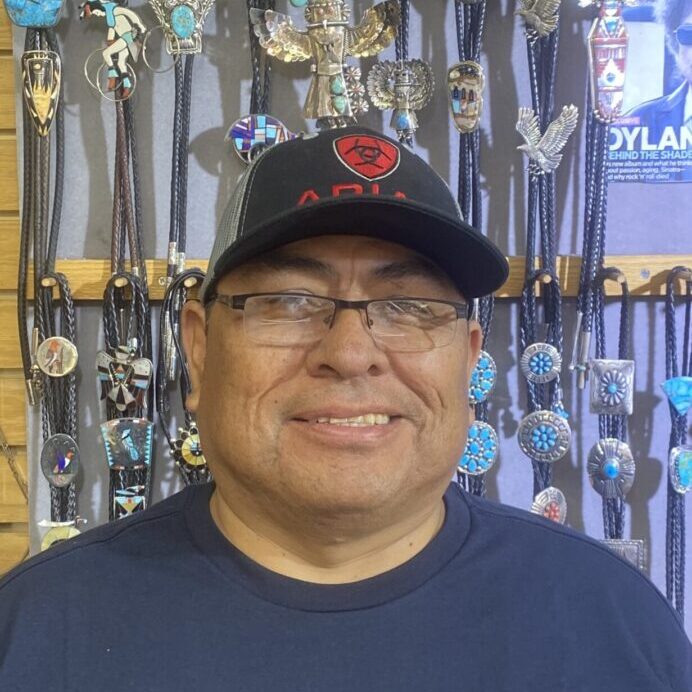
[608,4,692,183]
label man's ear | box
[181,300,208,413]
[466,319,483,376]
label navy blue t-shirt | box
[1,482,691,691]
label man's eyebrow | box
[371,259,453,289]
[242,251,337,279]
[242,252,453,289]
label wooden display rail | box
[0,3,28,573]
[0,254,687,301]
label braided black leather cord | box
[36,272,78,524]
[247,0,276,115]
[156,269,211,485]
[664,267,691,618]
[45,30,64,272]
[453,1,490,497]
[394,0,409,62]
[518,11,566,499]
[18,30,75,523]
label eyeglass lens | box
[241,294,460,352]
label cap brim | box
[204,196,509,302]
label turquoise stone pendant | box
[458,421,498,476]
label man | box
[627,0,692,141]
[1,127,690,690]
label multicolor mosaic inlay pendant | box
[226,114,297,164]
[172,423,208,473]
[100,418,153,469]
[458,421,498,476]
[587,438,635,499]
[518,410,571,464]
[40,433,80,488]
[468,350,497,405]
[530,486,567,525]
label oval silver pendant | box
[587,438,635,499]
[530,486,567,524]
[468,350,497,405]
[669,445,692,495]
[40,434,80,487]
[458,421,498,476]
[36,336,78,377]
[518,410,571,463]
[520,343,562,384]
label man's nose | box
[305,305,388,379]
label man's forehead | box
[221,235,458,291]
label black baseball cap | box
[201,126,508,303]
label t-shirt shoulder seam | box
[469,499,688,638]
[0,505,185,592]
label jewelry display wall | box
[0,0,690,627]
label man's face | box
[676,11,692,85]
[183,235,481,529]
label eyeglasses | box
[208,292,471,352]
[675,24,692,46]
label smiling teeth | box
[316,414,390,426]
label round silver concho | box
[587,438,635,499]
[530,486,567,524]
[669,445,692,495]
[40,434,80,488]
[468,350,497,405]
[520,343,562,384]
[458,421,498,476]
[518,410,571,464]
[36,336,78,377]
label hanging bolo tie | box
[81,2,155,521]
[516,1,578,519]
[98,274,154,521]
[662,267,692,618]
[9,3,84,547]
[146,0,213,389]
[157,269,211,485]
[366,0,434,147]
[441,2,497,496]
[588,268,643,570]
[571,1,629,389]
[227,0,301,165]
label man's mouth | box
[313,414,391,426]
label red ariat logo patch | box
[333,135,400,181]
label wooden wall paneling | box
[0,2,25,575]
[0,55,14,130]
[0,374,26,446]
[0,294,21,369]
[0,215,20,292]
[0,447,27,522]
[0,136,19,212]
[0,5,11,52]
[0,529,29,574]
